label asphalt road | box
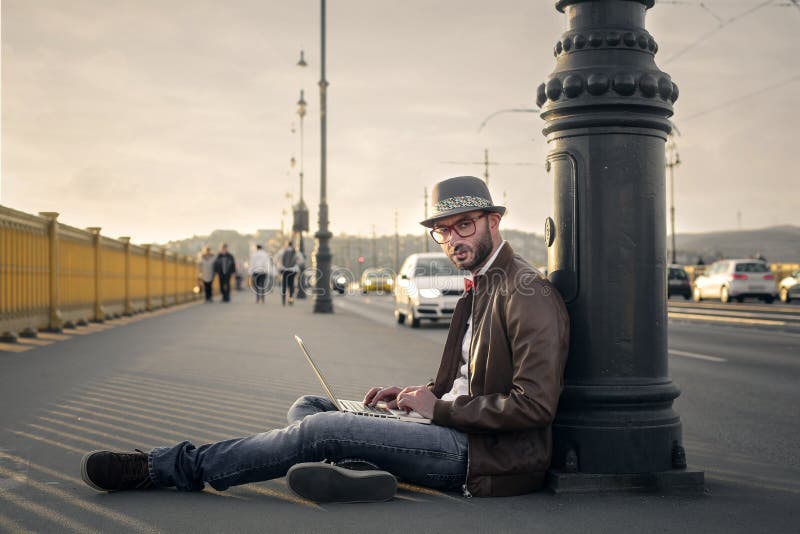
[0,292,798,533]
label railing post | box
[175,256,182,304]
[86,227,104,322]
[119,236,133,316]
[144,244,152,311]
[161,249,167,307]
[39,212,63,333]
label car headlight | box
[419,288,441,299]
[336,276,346,285]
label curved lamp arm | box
[477,108,540,133]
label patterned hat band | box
[432,195,493,215]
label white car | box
[778,270,800,303]
[394,252,466,328]
[692,259,777,303]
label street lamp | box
[312,0,333,313]
[293,89,310,299]
[666,134,681,265]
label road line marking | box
[668,312,786,326]
[0,510,31,533]
[16,338,54,346]
[11,430,86,454]
[239,483,323,510]
[36,332,72,341]
[0,489,98,534]
[0,461,158,533]
[0,343,33,353]
[397,482,468,503]
[704,472,800,495]
[669,349,726,363]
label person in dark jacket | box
[213,243,236,303]
[79,176,569,501]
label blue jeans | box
[148,395,468,492]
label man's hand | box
[363,386,402,408]
[364,385,427,409]
[396,387,438,419]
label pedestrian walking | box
[275,240,304,306]
[248,244,273,304]
[213,243,236,303]
[198,246,216,302]
[80,176,570,503]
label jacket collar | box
[474,242,515,290]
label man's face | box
[433,210,494,272]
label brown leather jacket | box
[430,244,570,497]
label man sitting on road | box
[80,176,570,501]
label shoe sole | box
[80,450,108,492]
[287,462,397,503]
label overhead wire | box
[662,0,776,65]
[680,73,800,122]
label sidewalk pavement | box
[0,288,797,533]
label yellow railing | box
[0,206,199,341]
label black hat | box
[420,176,506,227]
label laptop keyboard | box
[340,399,394,415]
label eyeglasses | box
[429,213,487,244]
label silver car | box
[394,252,466,328]
[692,259,777,303]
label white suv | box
[394,252,466,328]
[692,259,776,303]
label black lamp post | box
[312,0,333,313]
[539,0,702,492]
[666,134,681,265]
[293,88,309,299]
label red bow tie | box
[464,277,475,292]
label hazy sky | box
[1,0,798,244]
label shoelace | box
[122,449,153,489]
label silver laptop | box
[293,335,431,424]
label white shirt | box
[441,241,507,402]
[248,249,272,275]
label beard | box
[447,224,494,272]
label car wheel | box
[762,295,774,304]
[395,309,406,324]
[780,288,790,303]
[735,296,744,303]
[408,311,420,328]
[692,286,702,302]
[683,293,691,300]
[720,286,731,303]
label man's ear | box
[488,212,502,229]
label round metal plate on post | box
[545,217,556,248]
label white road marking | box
[669,349,727,363]
[669,312,786,326]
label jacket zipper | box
[462,290,475,499]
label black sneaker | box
[80,449,154,491]
[287,462,396,503]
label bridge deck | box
[0,291,796,533]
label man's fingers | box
[370,386,402,405]
[363,387,382,404]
